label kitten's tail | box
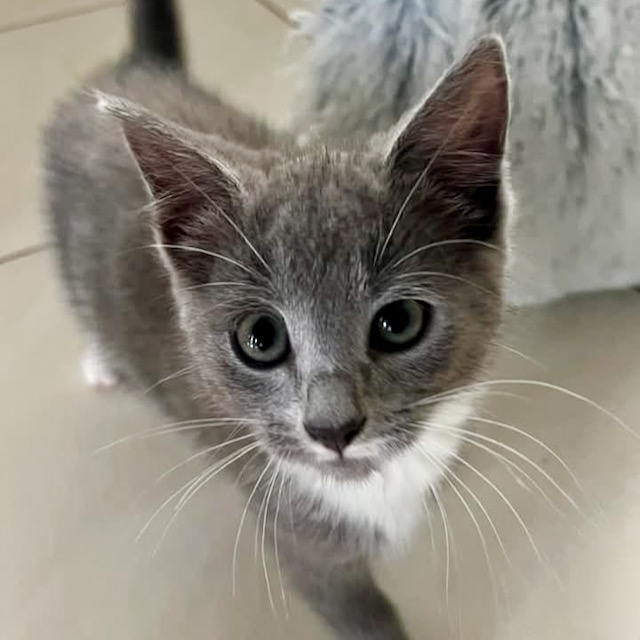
[129,0,184,68]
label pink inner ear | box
[121,119,236,201]
[125,125,236,246]
[98,92,241,219]
[389,37,509,182]
[445,57,509,157]
[101,100,241,250]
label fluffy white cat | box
[294,0,640,306]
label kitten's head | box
[104,38,510,483]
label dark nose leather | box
[304,417,365,454]
[304,374,365,454]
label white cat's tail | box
[291,0,480,136]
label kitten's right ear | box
[385,36,510,240]
[96,93,242,268]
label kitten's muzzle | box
[303,373,366,455]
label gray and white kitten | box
[295,0,640,306]
[43,1,511,638]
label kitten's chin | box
[284,440,385,481]
[314,453,380,481]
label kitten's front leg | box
[283,546,410,640]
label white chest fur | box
[289,395,474,550]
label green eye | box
[370,300,430,353]
[233,313,290,367]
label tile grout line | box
[0,0,290,268]
[0,0,296,36]
[0,0,124,36]
[0,242,52,266]
[251,0,296,28]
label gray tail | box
[129,0,184,67]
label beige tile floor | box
[1,2,640,639]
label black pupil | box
[248,316,277,352]
[380,303,411,335]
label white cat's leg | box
[82,340,118,389]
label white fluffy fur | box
[488,0,640,305]
[294,0,640,306]
[288,394,474,550]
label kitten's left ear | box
[387,36,510,234]
[96,93,243,275]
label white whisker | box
[136,459,218,543]
[394,423,513,568]
[232,460,273,597]
[175,167,272,275]
[385,238,502,273]
[149,243,258,276]
[151,443,259,555]
[431,486,453,609]
[254,468,274,561]
[477,379,638,439]
[183,281,257,292]
[422,446,500,618]
[376,103,472,265]
[176,443,255,512]
[447,462,512,570]
[468,416,580,488]
[411,379,636,442]
[143,365,196,395]
[234,449,263,487]
[465,434,566,516]
[408,387,479,411]
[287,478,299,553]
[273,468,290,618]
[155,434,255,482]
[455,430,565,518]
[94,417,257,453]
[261,464,281,614]
[395,270,498,297]
[491,341,544,369]
[422,422,580,512]
[447,448,544,563]
[421,495,437,561]
[376,163,432,266]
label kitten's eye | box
[370,300,430,353]
[233,312,290,367]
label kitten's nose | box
[304,416,366,454]
[303,374,365,454]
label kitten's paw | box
[82,344,118,389]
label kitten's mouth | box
[263,429,388,479]
[305,440,384,478]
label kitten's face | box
[174,157,503,479]
[106,38,509,482]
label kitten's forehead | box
[252,153,384,296]
[260,152,383,233]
